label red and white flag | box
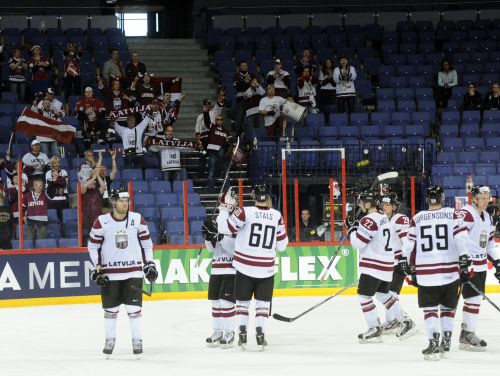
[16,108,76,144]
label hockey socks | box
[125,305,142,341]
[255,300,270,333]
[104,307,119,340]
[219,299,235,333]
[439,305,455,334]
[423,307,439,340]
[236,300,250,330]
[211,300,223,332]
[462,296,481,333]
[359,295,379,328]
[376,292,403,322]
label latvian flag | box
[16,108,76,144]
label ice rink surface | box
[1,294,499,376]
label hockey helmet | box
[426,185,444,205]
[358,190,380,207]
[381,192,399,208]
[252,184,270,202]
[471,185,490,196]
[109,188,130,203]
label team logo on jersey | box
[479,230,488,248]
[115,229,129,249]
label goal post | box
[281,147,347,241]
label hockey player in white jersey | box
[380,193,417,339]
[401,185,466,360]
[218,184,288,350]
[455,185,500,351]
[202,188,238,349]
[88,188,158,356]
[348,191,404,344]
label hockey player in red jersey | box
[202,188,238,349]
[380,193,417,339]
[401,185,467,360]
[88,188,158,356]
[455,185,500,351]
[218,184,288,350]
[348,191,404,343]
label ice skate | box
[206,331,223,348]
[396,318,418,340]
[440,331,452,358]
[422,333,440,361]
[358,324,383,343]
[256,327,267,351]
[220,331,235,349]
[238,326,247,350]
[102,338,115,357]
[459,324,487,352]
[132,338,143,355]
[381,319,400,335]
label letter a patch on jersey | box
[115,229,129,249]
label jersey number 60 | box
[249,223,276,250]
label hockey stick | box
[317,229,351,281]
[143,280,153,297]
[195,136,240,265]
[273,283,356,322]
[465,281,500,312]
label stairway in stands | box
[127,38,253,213]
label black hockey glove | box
[202,219,218,242]
[143,261,158,283]
[459,255,471,284]
[91,267,109,287]
[398,256,411,276]
[493,259,500,283]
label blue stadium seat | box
[460,123,480,137]
[172,180,194,193]
[329,113,349,127]
[487,175,500,191]
[391,112,411,125]
[486,137,500,150]
[36,239,58,248]
[144,169,162,181]
[443,176,464,189]
[461,110,482,124]
[417,100,436,112]
[47,209,59,223]
[166,221,185,235]
[188,207,206,220]
[138,207,160,222]
[306,113,325,128]
[377,100,396,112]
[295,127,317,140]
[149,181,172,194]
[376,88,394,100]
[440,124,459,137]
[457,151,479,163]
[475,163,496,176]
[479,151,499,163]
[441,138,464,151]
[464,137,484,151]
[122,169,143,181]
[161,207,183,221]
[134,194,155,208]
[397,100,416,112]
[12,240,34,249]
[155,193,178,208]
[350,113,369,126]
[452,164,473,176]
[360,125,381,138]
[131,181,149,193]
[436,152,457,164]
[384,125,404,137]
[58,238,79,247]
[318,127,338,138]
[390,76,408,88]
[371,112,391,125]
[406,125,425,137]
[62,209,78,222]
[441,111,460,125]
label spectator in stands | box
[113,114,148,169]
[63,42,82,101]
[161,92,185,128]
[22,177,50,243]
[297,208,320,242]
[333,56,357,114]
[462,83,482,111]
[8,47,28,102]
[102,48,125,87]
[22,140,50,182]
[75,87,106,149]
[259,84,287,138]
[125,51,147,78]
[81,166,106,242]
[98,77,132,119]
[205,115,229,193]
[78,149,99,183]
[37,87,64,118]
[28,45,50,83]
[159,125,184,184]
[45,156,69,215]
[31,96,62,157]
[233,61,256,136]
[484,82,500,110]
[6,170,27,224]
[435,59,458,109]
[297,67,319,113]
[0,183,12,249]
[318,58,336,116]
[130,72,163,106]
[266,59,290,98]
[243,77,265,137]
[95,150,118,211]
[195,94,225,144]
[294,48,317,77]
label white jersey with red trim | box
[402,207,463,287]
[205,211,236,275]
[350,211,394,282]
[455,204,499,272]
[88,211,153,281]
[225,206,288,278]
[389,213,410,264]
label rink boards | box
[1,242,499,308]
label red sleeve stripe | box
[356,232,370,244]
[140,216,147,225]
[398,232,407,238]
[138,231,147,236]
[92,234,104,239]
[277,233,287,241]
[139,235,151,241]
[89,237,103,244]
[453,227,467,235]
[227,220,237,234]
[92,218,102,229]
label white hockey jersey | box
[88,212,153,281]
[402,207,464,286]
[350,211,394,282]
[389,213,410,264]
[223,206,288,278]
[205,211,236,275]
[454,204,499,272]
[113,118,148,156]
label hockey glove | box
[398,257,411,276]
[202,219,218,241]
[459,255,471,284]
[91,267,109,287]
[267,110,276,116]
[143,261,158,283]
[218,187,238,212]
[493,259,500,283]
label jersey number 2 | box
[420,224,449,252]
[383,229,392,252]
[249,223,276,250]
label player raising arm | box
[454,185,500,351]
[88,188,158,356]
[401,185,466,361]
